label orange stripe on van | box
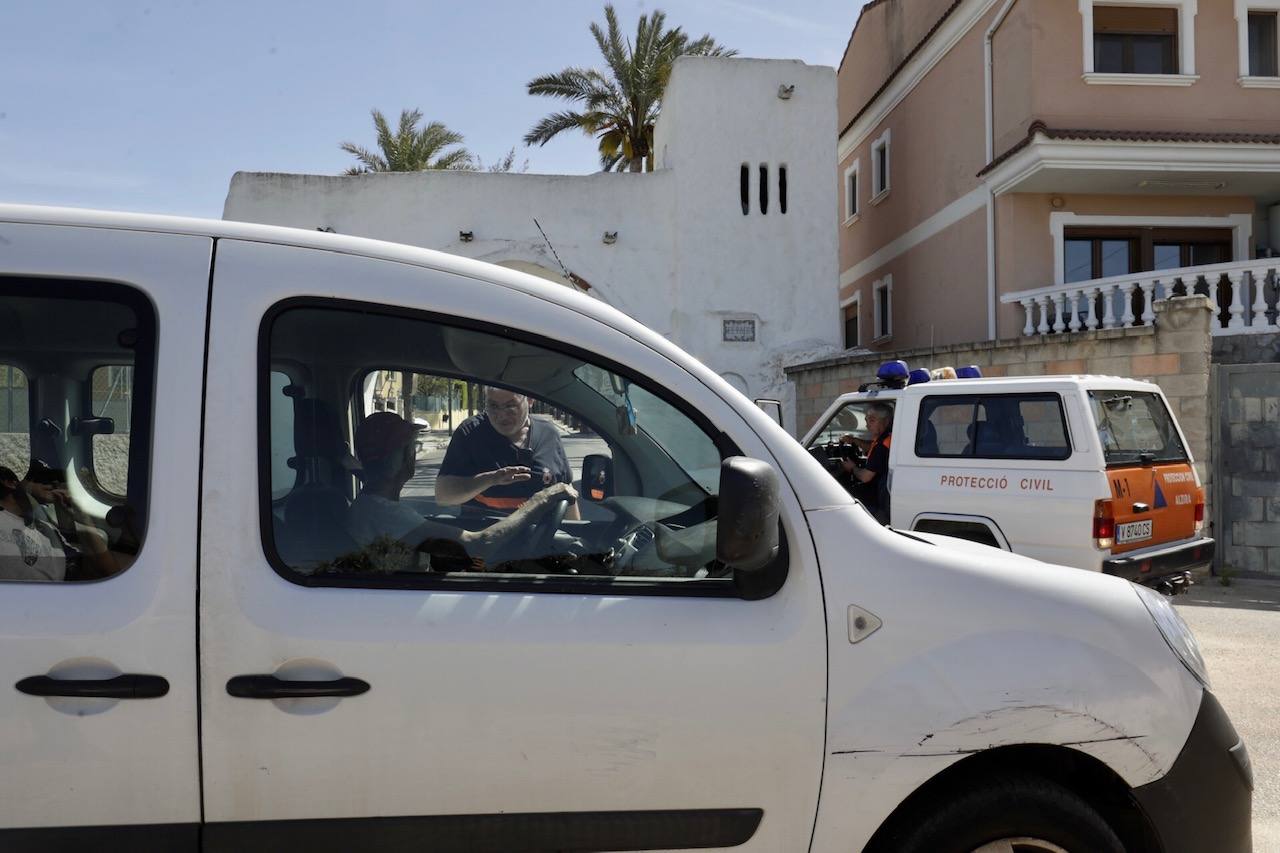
[474,494,527,510]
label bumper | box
[1133,690,1252,853]
[1103,537,1214,586]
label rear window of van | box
[1088,390,1188,466]
[916,393,1071,460]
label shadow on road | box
[1176,578,1280,612]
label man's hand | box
[487,466,532,487]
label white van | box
[0,207,1249,852]
[803,364,1214,594]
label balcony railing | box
[1001,258,1280,337]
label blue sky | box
[2,1,864,219]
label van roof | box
[827,374,1164,406]
[0,203,670,364]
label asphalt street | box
[1175,578,1280,851]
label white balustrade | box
[1227,272,1246,330]
[1101,283,1118,330]
[1002,258,1280,337]
[1140,281,1156,326]
[1084,287,1099,331]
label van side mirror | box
[716,457,780,572]
[581,453,613,502]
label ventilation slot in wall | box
[759,164,769,215]
[740,164,750,215]
[779,166,788,215]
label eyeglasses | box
[485,400,523,415]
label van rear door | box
[1088,390,1200,553]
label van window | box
[90,365,133,496]
[1089,390,1188,466]
[806,400,894,449]
[0,364,30,478]
[0,279,156,583]
[268,371,297,500]
[264,303,745,592]
[916,393,1071,460]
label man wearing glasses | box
[436,388,579,519]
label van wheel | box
[885,775,1124,853]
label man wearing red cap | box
[347,411,574,559]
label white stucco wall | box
[223,56,839,432]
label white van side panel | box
[890,389,1109,571]
[197,240,829,849]
[804,506,1202,853]
[0,224,206,829]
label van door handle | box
[16,674,170,699]
[226,675,370,699]
[1133,502,1151,513]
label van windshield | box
[1088,390,1188,466]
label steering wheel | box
[485,490,575,569]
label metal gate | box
[1212,363,1280,576]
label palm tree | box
[524,5,734,173]
[340,109,474,174]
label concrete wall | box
[787,295,1214,511]
[224,57,841,430]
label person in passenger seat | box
[0,466,114,581]
[842,404,893,525]
[346,412,575,563]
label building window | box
[1249,11,1279,76]
[844,160,860,222]
[758,164,769,215]
[778,165,788,215]
[870,131,890,200]
[739,163,749,215]
[723,318,757,342]
[841,293,860,349]
[1093,7,1179,74]
[1079,0,1198,82]
[873,276,892,340]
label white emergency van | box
[803,362,1214,594]
[0,207,1249,852]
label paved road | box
[1175,578,1280,850]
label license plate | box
[1117,520,1153,544]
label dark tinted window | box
[1089,390,1188,466]
[916,393,1071,460]
[264,304,743,591]
[1250,12,1279,76]
[0,280,156,583]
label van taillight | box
[1194,489,1205,528]
[1093,499,1115,548]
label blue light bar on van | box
[877,360,909,382]
[908,368,931,385]
[956,365,983,379]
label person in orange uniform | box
[842,403,892,524]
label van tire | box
[881,774,1124,853]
